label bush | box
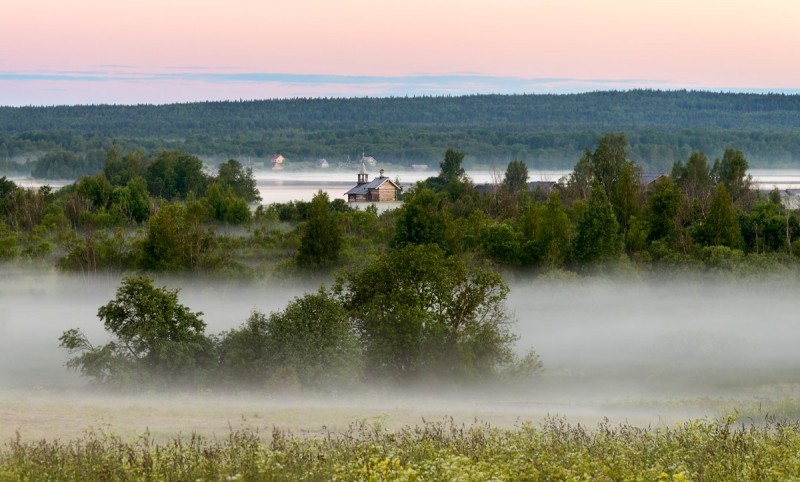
[59,276,215,388]
[217,290,363,391]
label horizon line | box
[1,70,800,107]
[4,88,800,109]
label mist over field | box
[0,269,319,389]
[509,277,800,399]
[2,267,799,398]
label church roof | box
[345,176,398,195]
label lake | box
[250,169,570,205]
[9,168,800,205]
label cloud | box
[1,69,798,106]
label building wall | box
[348,193,368,202]
[369,183,397,202]
[348,181,398,203]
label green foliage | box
[0,176,17,222]
[697,184,743,249]
[568,149,594,200]
[338,244,517,383]
[76,173,113,211]
[2,185,49,231]
[480,222,521,265]
[673,151,713,206]
[573,183,623,266]
[103,147,149,186]
[699,245,744,271]
[59,276,214,387]
[145,150,208,200]
[8,92,800,178]
[502,159,529,194]
[32,150,104,178]
[741,199,798,254]
[202,182,252,224]
[393,187,450,251]
[99,176,152,224]
[296,191,343,268]
[712,147,752,203]
[216,159,261,203]
[270,200,310,222]
[610,161,642,235]
[7,418,800,481]
[532,192,573,269]
[500,348,544,380]
[590,132,630,198]
[218,290,363,391]
[0,225,18,259]
[568,133,641,222]
[57,229,135,275]
[138,203,219,271]
[439,147,466,181]
[646,176,682,243]
[2,138,799,280]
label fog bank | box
[2,268,799,402]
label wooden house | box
[345,163,399,202]
[271,153,285,170]
[360,152,378,167]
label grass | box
[0,389,726,444]
[3,417,800,481]
[5,387,800,480]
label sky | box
[1,0,799,105]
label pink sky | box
[2,0,799,105]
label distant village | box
[262,151,678,205]
[267,152,403,172]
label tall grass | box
[3,417,800,481]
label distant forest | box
[2,90,800,178]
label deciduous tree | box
[573,182,623,266]
[296,191,342,267]
[218,290,362,390]
[217,159,261,203]
[337,244,518,383]
[712,148,752,204]
[503,159,529,194]
[59,276,214,386]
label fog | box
[508,277,800,400]
[2,267,800,439]
[3,267,799,396]
[0,268,320,389]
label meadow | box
[4,411,800,481]
[3,268,800,479]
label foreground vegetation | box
[3,417,800,481]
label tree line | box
[60,251,541,390]
[3,91,800,178]
[0,132,794,391]
[2,133,800,278]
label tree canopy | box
[59,276,214,387]
[337,244,517,383]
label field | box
[3,389,800,480]
[3,393,800,480]
[3,269,800,479]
